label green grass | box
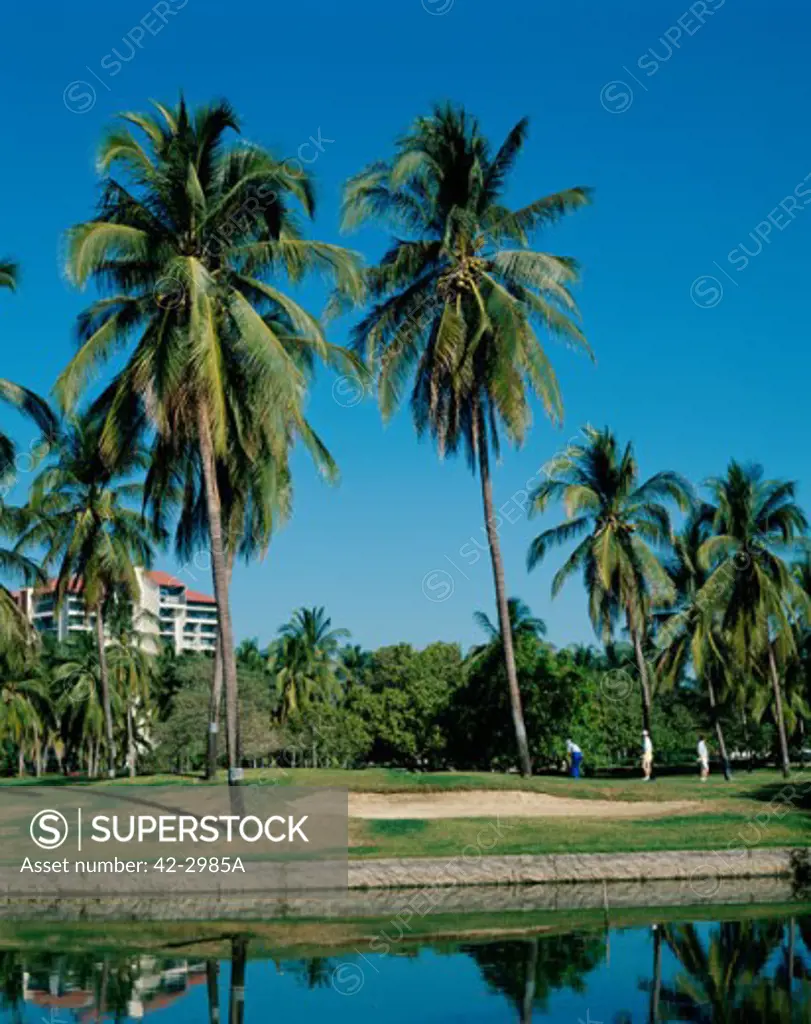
[349,810,811,858]
[6,765,809,802]
[6,767,811,859]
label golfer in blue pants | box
[566,739,583,778]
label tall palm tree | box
[656,503,734,779]
[527,426,691,743]
[56,96,361,792]
[19,415,158,777]
[697,462,809,778]
[342,105,592,775]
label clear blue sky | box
[0,0,809,653]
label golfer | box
[642,730,653,780]
[566,739,583,779]
[697,736,710,781]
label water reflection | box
[460,933,605,1021]
[656,919,811,1024]
[0,914,808,1022]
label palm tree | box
[0,645,48,776]
[342,105,592,775]
[56,96,362,792]
[106,595,156,777]
[52,633,109,776]
[337,643,371,692]
[0,501,45,649]
[528,426,690,743]
[697,462,809,778]
[270,607,349,720]
[19,415,157,777]
[656,502,734,779]
[471,596,546,662]
[236,637,266,671]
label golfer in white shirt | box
[642,730,653,780]
[697,736,710,781]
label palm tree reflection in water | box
[657,918,811,1023]
[0,917,809,1022]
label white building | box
[15,569,218,655]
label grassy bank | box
[1,901,809,957]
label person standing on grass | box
[697,736,710,781]
[642,730,654,781]
[566,739,583,779]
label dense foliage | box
[0,597,798,778]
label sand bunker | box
[349,790,700,820]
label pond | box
[1,909,809,1021]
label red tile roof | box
[146,569,186,588]
[22,570,215,606]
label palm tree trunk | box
[741,706,753,772]
[33,725,41,776]
[706,676,731,779]
[17,747,23,778]
[768,644,791,779]
[206,632,224,779]
[126,703,136,778]
[206,554,233,780]
[94,602,116,778]
[196,400,242,798]
[630,619,654,737]
[477,414,531,777]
